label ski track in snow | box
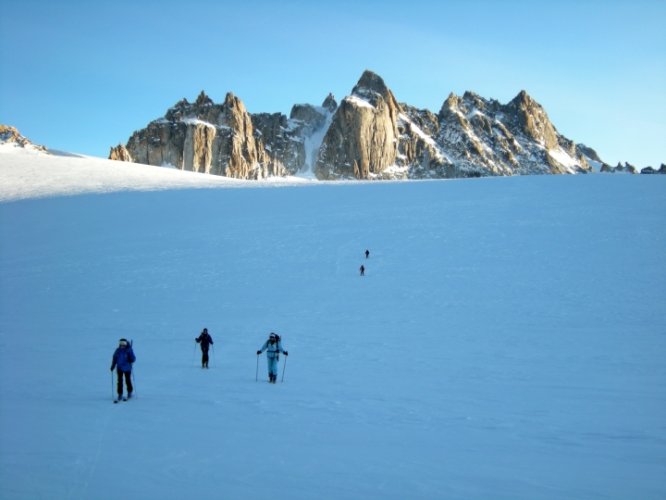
[1,148,665,499]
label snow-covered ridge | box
[0,145,311,203]
[0,124,47,152]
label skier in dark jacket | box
[110,338,136,400]
[256,332,288,383]
[195,328,214,368]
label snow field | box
[0,159,665,499]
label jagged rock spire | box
[116,73,603,180]
[109,144,132,162]
[322,93,337,113]
[195,91,213,107]
[505,89,558,149]
[352,70,390,99]
[351,70,400,112]
[315,70,401,179]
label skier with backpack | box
[195,327,214,368]
[256,332,288,383]
[110,338,136,401]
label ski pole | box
[281,355,288,383]
[255,354,259,382]
[193,341,197,366]
[111,369,115,402]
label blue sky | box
[1,0,664,167]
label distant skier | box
[360,264,365,276]
[256,332,288,383]
[110,338,136,401]
[195,328,214,368]
[365,249,370,259]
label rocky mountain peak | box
[314,70,403,179]
[223,92,240,108]
[577,144,602,163]
[165,98,191,121]
[505,89,558,149]
[461,91,502,116]
[462,91,483,106]
[510,89,532,106]
[439,93,459,117]
[195,91,213,107]
[353,70,389,97]
[122,91,286,179]
[109,144,133,162]
[221,92,247,119]
[322,93,337,113]
[0,125,47,152]
[115,71,608,181]
[351,70,400,110]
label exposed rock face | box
[315,71,457,179]
[0,125,47,152]
[397,104,453,178]
[577,144,602,163]
[114,71,606,180]
[109,144,132,162]
[322,93,337,113]
[314,74,592,179]
[435,90,591,177]
[315,71,401,179]
[601,162,638,174]
[252,112,302,175]
[124,91,286,179]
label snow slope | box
[0,144,312,202]
[1,148,665,499]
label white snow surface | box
[182,117,216,128]
[345,94,375,109]
[0,145,311,202]
[547,147,579,173]
[1,147,665,499]
[301,111,334,178]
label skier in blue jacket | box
[257,332,288,383]
[110,338,136,400]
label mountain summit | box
[111,70,598,180]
